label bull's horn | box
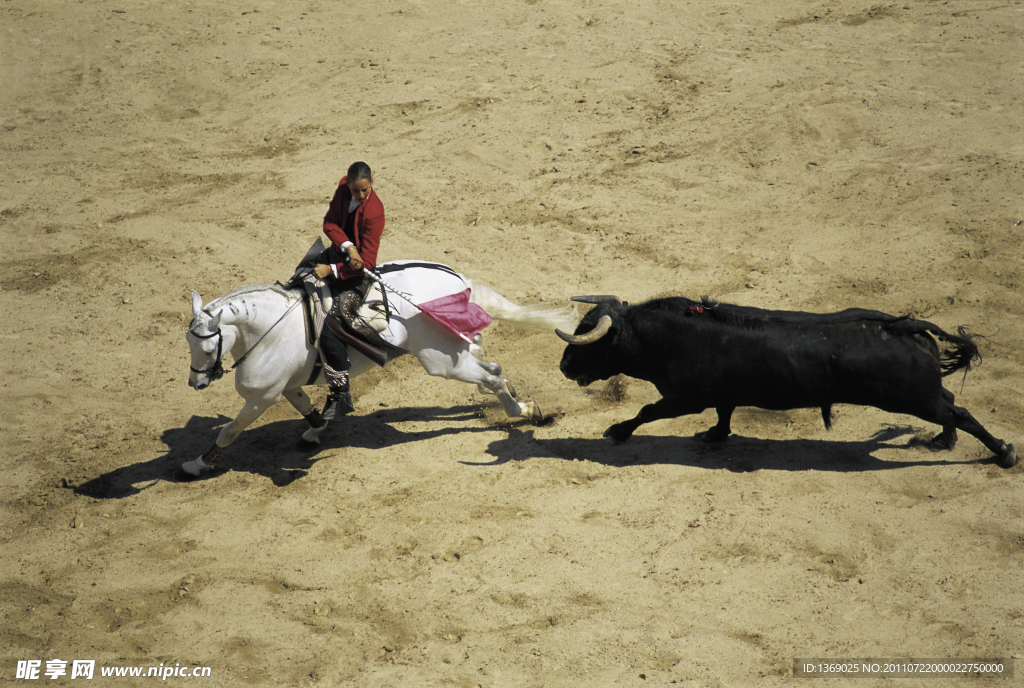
[556,315,613,345]
[570,295,619,304]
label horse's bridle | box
[188,297,302,384]
[188,320,226,382]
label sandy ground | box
[2,0,1023,685]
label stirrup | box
[323,388,354,421]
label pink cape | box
[417,288,492,342]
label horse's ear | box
[208,310,222,331]
[191,290,203,319]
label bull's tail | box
[467,280,577,332]
[933,325,982,377]
[894,318,982,376]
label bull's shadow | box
[467,424,1001,472]
[73,404,505,499]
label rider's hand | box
[313,264,333,279]
[346,246,364,271]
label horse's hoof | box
[181,456,214,477]
[1000,443,1017,468]
[301,427,323,445]
[523,401,543,424]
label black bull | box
[556,295,1016,468]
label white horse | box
[182,260,574,476]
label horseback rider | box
[311,161,385,421]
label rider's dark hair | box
[347,161,372,182]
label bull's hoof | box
[603,424,632,445]
[695,426,730,443]
[999,443,1017,468]
[927,431,957,452]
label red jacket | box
[322,176,385,280]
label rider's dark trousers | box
[320,275,366,390]
[320,327,350,383]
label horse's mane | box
[206,283,300,311]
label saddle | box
[320,279,390,338]
[282,239,399,368]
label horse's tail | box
[467,280,577,332]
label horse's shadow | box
[72,405,506,499]
[464,423,1002,472]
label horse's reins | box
[189,297,303,378]
[362,267,415,307]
